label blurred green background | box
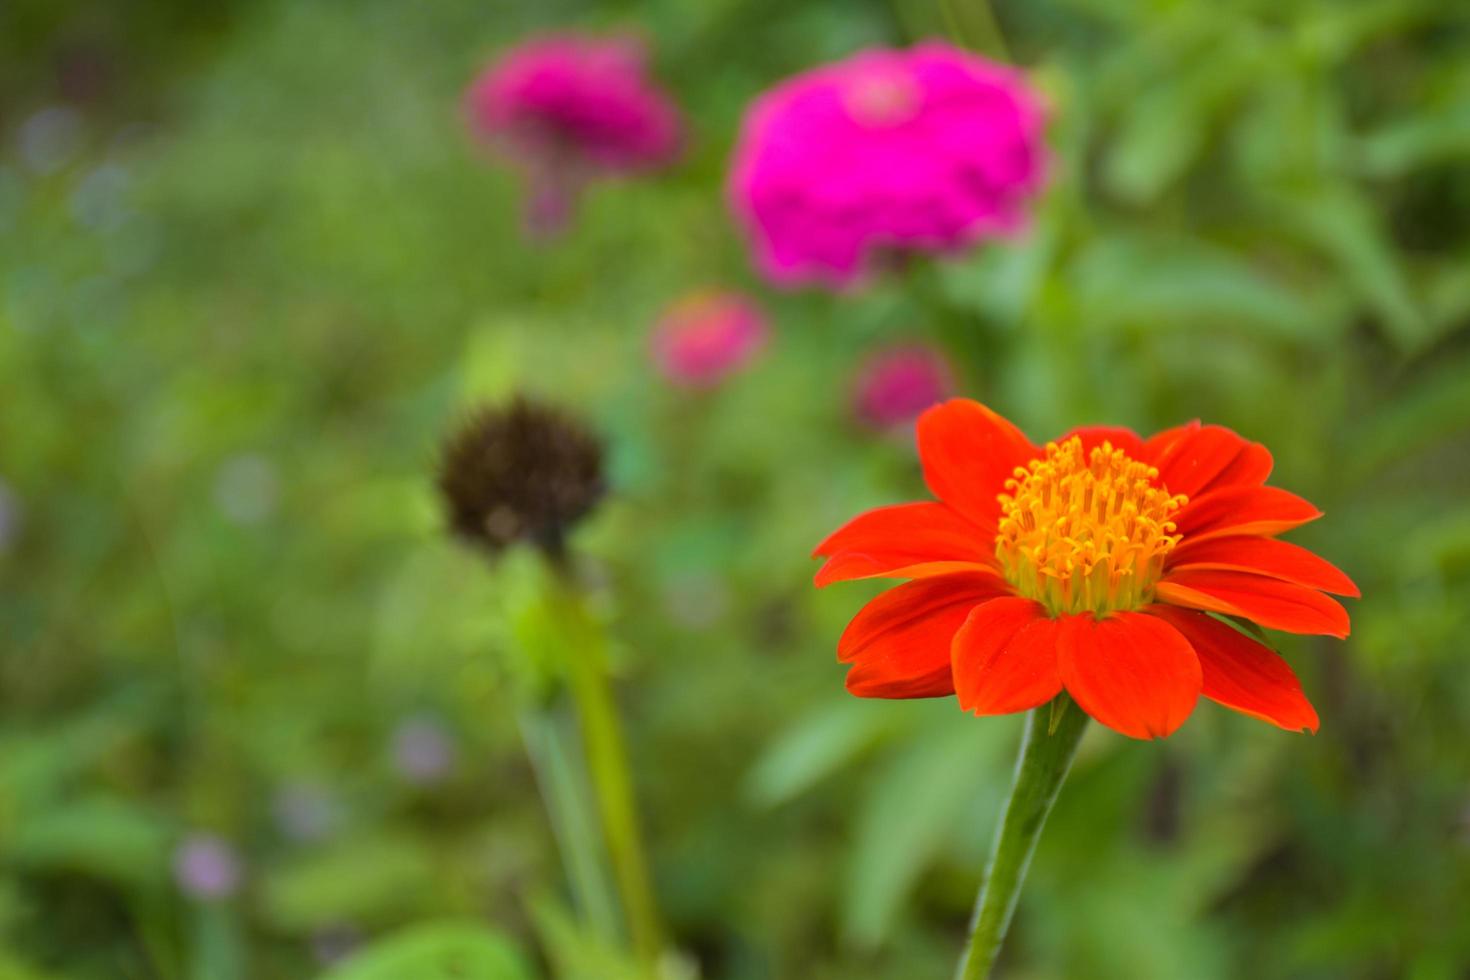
[3,0,1469,977]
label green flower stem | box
[189,901,244,980]
[941,0,1012,62]
[556,583,665,972]
[518,706,621,945]
[956,696,1089,980]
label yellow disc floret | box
[995,437,1187,616]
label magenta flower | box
[466,34,682,236]
[729,42,1047,288]
[852,343,956,430]
[651,291,769,389]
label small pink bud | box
[651,292,769,389]
[853,344,956,431]
[466,33,682,236]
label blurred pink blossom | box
[173,833,242,901]
[466,34,682,237]
[852,344,956,430]
[391,715,456,786]
[272,782,341,843]
[651,291,769,389]
[729,42,1046,288]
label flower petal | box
[813,501,997,587]
[1147,605,1319,732]
[951,597,1060,716]
[816,554,997,588]
[1056,611,1201,739]
[845,661,955,699]
[916,399,1038,529]
[1141,421,1199,461]
[1207,441,1273,492]
[838,572,1012,699]
[1167,536,1359,597]
[1156,569,1350,638]
[1149,424,1273,498]
[1173,485,1322,543]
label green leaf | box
[745,698,892,808]
[320,921,534,980]
[1267,186,1428,351]
[1101,27,1265,202]
[842,714,1011,948]
[6,796,170,889]
[1072,234,1330,342]
[0,951,64,980]
[939,217,1057,327]
[261,833,439,930]
[1356,61,1470,176]
[1358,108,1470,177]
[1348,350,1470,480]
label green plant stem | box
[557,585,665,972]
[189,900,244,980]
[518,706,621,945]
[941,0,1012,62]
[955,696,1089,980]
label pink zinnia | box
[853,344,956,430]
[466,34,682,236]
[651,291,769,389]
[729,42,1047,288]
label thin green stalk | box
[189,901,244,980]
[941,0,1012,62]
[518,706,621,945]
[956,696,1089,980]
[556,584,665,972]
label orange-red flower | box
[813,399,1358,739]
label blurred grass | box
[2,0,1469,977]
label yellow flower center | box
[995,437,1187,616]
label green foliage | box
[2,0,1468,977]
[320,921,533,980]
